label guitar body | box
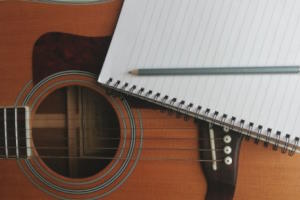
[0,1,299,199]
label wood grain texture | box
[0,1,299,200]
[0,0,121,105]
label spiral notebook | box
[98,0,300,154]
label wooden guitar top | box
[0,1,299,199]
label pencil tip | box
[129,69,138,75]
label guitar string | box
[3,117,218,120]
[0,140,227,152]
[0,135,223,143]
[5,155,225,163]
[0,146,225,152]
[1,146,227,162]
[2,108,194,113]
[1,126,229,131]
[0,136,230,143]
[2,126,229,132]
[1,155,227,162]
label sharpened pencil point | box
[129,69,139,75]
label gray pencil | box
[129,66,300,76]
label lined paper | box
[99,0,300,144]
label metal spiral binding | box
[221,114,227,123]
[137,88,144,95]
[105,78,115,96]
[177,100,185,111]
[186,103,193,114]
[121,82,129,90]
[255,125,263,144]
[129,85,136,93]
[170,98,177,106]
[273,131,281,151]
[223,116,236,133]
[168,98,177,115]
[187,103,193,111]
[208,111,218,128]
[205,108,210,115]
[230,117,236,128]
[240,119,245,129]
[264,128,272,147]
[153,93,160,100]
[196,106,202,115]
[113,80,120,88]
[159,95,169,112]
[246,122,254,141]
[281,134,290,154]
[175,100,185,118]
[161,95,169,104]
[184,103,193,121]
[213,111,219,119]
[230,117,236,124]
[145,90,152,97]
[289,137,299,156]
[212,111,218,123]
[106,78,113,85]
[104,78,299,156]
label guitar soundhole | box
[32,86,120,178]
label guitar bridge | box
[196,120,243,200]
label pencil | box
[129,66,300,76]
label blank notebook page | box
[99,0,300,147]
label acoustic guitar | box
[0,1,299,199]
